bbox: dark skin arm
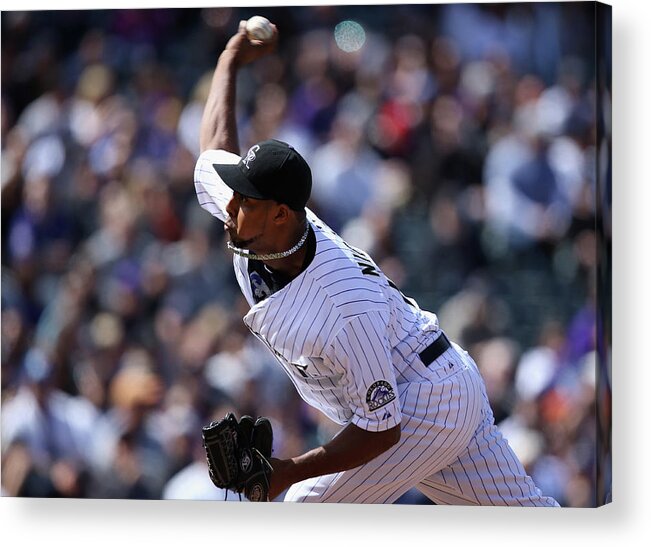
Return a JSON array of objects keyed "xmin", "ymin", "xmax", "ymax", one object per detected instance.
[
  {"xmin": 268, "ymin": 421, "xmax": 401, "ymax": 501},
  {"xmin": 199, "ymin": 20, "xmax": 278, "ymax": 154}
]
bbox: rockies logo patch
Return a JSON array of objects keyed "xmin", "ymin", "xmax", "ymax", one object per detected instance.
[{"xmin": 366, "ymin": 380, "xmax": 396, "ymax": 411}]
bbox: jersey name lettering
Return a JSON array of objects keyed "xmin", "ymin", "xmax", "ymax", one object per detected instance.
[{"xmin": 346, "ymin": 243, "xmax": 380, "ymax": 277}]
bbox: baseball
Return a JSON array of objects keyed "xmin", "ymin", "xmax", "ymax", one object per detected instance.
[{"xmin": 245, "ymin": 16, "xmax": 274, "ymax": 43}]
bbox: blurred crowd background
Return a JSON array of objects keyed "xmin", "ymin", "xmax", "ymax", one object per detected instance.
[{"xmin": 2, "ymin": 3, "xmax": 608, "ymax": 506}]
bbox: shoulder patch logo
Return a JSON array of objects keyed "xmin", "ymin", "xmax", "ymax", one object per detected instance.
[{"xmin": 366, "ymin": 380, "xmax": 396, "ymax": 411}]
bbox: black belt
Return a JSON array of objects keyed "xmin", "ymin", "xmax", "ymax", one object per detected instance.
[{"xmin": 419, "ymin": 332, "xmax": 451, "ymax": 366}]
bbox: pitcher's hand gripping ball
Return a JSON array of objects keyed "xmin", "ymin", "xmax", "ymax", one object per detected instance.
[
  {"xmin": 202, "ymin": 413, "xmax": 273, "ymax": 501},
  {"xmin": 245, "ymin": 16, "xmax": 274, "ymax": 43}
]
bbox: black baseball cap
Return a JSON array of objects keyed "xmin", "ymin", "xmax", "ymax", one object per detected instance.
[{"xmin": 213, "ymin": 140, "xmax": 312, "ymax": 211}]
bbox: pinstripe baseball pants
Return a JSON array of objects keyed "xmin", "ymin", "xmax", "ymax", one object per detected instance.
[{"xmin": 283, "ymin": 343, "xmax": 559, "ymax": 506}]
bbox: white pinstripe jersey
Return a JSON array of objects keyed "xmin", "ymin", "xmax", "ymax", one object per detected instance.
[{"xmin": 195, "ymin": 149, "xmax": 447, "ymax": 433}]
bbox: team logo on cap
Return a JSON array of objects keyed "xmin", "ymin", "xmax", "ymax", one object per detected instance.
[
  {"xmin": 366, "ymin": 380, "xmax": 396, "ymax": 411},
  {"xmin": 243, "ymin": 145, "xmax": 261, "ymax": 169}
]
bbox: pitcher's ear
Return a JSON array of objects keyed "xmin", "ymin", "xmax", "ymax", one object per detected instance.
[{"xmin": 272, "ymin": 203, "xmax": 290, "ymax": 225}]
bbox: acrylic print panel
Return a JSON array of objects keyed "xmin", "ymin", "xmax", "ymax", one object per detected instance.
[{"xmin": 0, "ymin": 2, "xmax": 611, "ymax": 507}]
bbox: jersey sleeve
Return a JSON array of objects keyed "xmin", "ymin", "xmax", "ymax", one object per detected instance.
[
  {"xmin": 328, "ymin": 312, "xmax": 401, "ymax": 432},
  {"xmin": 193, "ymin": 149, "xmax": 241, "ymax": 223}
]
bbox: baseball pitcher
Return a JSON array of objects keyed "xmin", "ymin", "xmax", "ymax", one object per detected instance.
[{"xmin": 195, "ymin": 20, "xmax": 559, "ymax": 506}]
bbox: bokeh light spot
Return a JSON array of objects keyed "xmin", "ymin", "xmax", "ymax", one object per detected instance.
[{"xmin": 334, "ymin": 20, "xmax": 366, "ymax": 52}]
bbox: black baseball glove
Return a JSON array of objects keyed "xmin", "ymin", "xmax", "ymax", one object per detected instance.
[{"xmin": 202, "ymin": 412, "xmax": 273, "ymax": 501}]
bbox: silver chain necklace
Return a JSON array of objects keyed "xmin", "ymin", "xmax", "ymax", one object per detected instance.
[{"xmin": 227, "ymin": 223, "xmax": 310, "ymax": 261}]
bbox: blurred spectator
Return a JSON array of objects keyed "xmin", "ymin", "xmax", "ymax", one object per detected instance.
[
  {"xmin": 86, "ymin": 347, "xmax": 168, "ymax": 498},
  {"xmin": 1, "ymin": 348, "xmax": 99, "ymax": 496},
  {"xmin": 310, "ymin": 107, "xmax": 382, "ymax": 232}
]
